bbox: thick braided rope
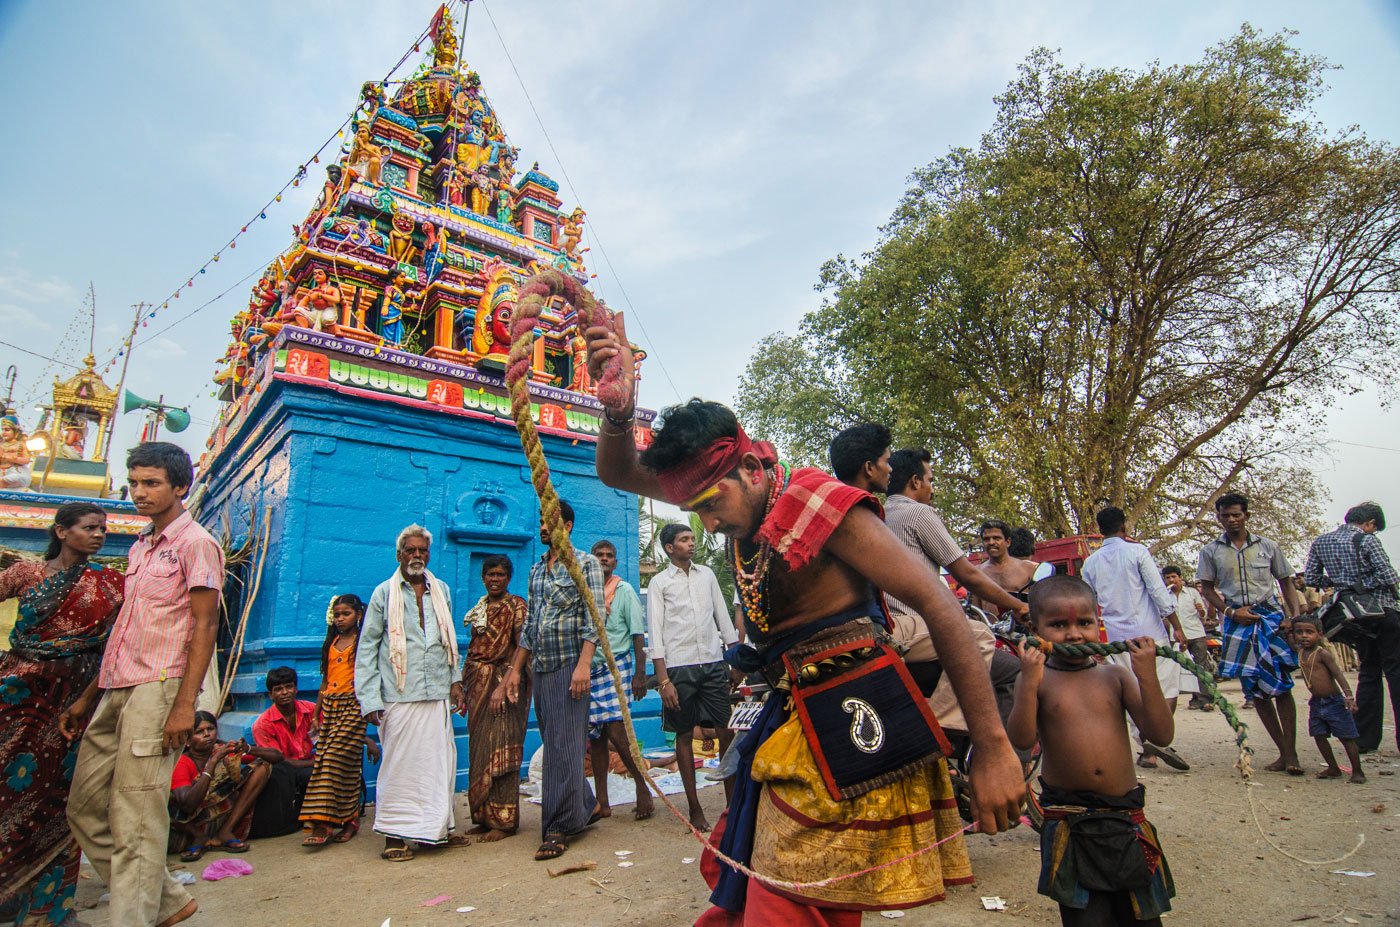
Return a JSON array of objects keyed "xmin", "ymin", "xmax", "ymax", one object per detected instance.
[
  {"xmin": 1020, "ymin": 636, "xmax": 1254, "ymax": 779},
  {"xmin": 504, "ymin": 270, "xmax": 978, "ymax": 893}
]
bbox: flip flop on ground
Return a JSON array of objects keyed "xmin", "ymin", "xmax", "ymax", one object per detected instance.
[
  {"xmin": 535, "ymin": 835, "xmax": 567, "ymax": 861},
  {"xmin": 1142, "ymin": 742, "xmax": 1190, "ymax": 771},
  {"xmin": 380, "ymin": 846, "xmax": 415, "ymax": 862}
]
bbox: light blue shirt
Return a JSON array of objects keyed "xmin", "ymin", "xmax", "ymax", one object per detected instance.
[
  {"xmin": 355, "ymin": 572, "xmax": 457, "ymax": 716},
  {"xmin": 1080, "ymin": 536, "xmax": 1177, "ymax": 642}
]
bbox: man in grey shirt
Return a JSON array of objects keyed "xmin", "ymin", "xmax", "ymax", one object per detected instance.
[{"xmin": 1196, "ymin": 493, "xmax": 1303, "ymax": 775}]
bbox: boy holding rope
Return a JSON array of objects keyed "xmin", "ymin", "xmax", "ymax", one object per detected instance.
[
  {"xmin": 1009, "ymin": 575, "xmax": 1176, "ymax": 926},
  {"xmin": 585, "ymin": 320, "xmax": 1024, "ymax": 926}
]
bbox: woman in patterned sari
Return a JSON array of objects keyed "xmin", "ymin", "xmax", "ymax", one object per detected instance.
[
  {"xmin": 0, "ymin": 503, "xmax": 123, "ymax": 926},
  {"xmin": 460, "ymin": 555, "xmax": 530, "ymax": 842}
]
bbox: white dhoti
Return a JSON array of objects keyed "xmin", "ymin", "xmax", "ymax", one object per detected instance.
[{"xmin": 374, "ymin": 699, "xmax": 457, "ymax": 844}]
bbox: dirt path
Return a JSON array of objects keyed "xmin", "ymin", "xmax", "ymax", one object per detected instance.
[{"xmin": 76, "ymin": 679, "xmax": 1400, "ymax": 925}]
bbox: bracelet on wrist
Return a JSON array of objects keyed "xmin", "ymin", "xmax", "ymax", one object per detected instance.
[{"xmin": 603, "ymin": 407, "xmax": 635, "ymax": 429}]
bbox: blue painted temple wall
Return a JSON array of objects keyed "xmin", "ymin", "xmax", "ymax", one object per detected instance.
[{"xmin": 197, "ymin": 379, "xmax": 662, "ymax": 796}]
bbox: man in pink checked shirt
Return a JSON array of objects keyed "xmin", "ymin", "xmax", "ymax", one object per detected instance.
[{"xmin": 62, "ymin": 442, "xmax": 224, "ymax": 927}]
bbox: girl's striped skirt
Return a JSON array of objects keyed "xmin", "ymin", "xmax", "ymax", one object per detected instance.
[{"xmin": 299, "ymin": 692, "xmax": 366, "ymax": 827}]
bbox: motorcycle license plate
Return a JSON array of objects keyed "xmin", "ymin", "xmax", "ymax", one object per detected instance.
[{"xmin": 728, "ymin": 700, "xmax": 764, "ymax": 731}]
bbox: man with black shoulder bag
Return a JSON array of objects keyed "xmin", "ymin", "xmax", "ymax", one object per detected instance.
[{"xmin": 1305, "ymin": 502, "xmax": 1400, "ymax": 755}]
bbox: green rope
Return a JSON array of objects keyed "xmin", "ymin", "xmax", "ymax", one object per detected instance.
[{"xmin": 1019, "ymin": 636, "xmax": 1254, "ymax": 779}]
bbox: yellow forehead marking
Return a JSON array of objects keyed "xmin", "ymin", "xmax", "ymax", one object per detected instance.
[{"xmin": 681, "ymin": 483, "xmax": 722, "ymax": 510}]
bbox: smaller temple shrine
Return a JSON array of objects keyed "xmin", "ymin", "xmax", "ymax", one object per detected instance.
[
  {"xmin": 0, "ymin": 356, "xmax": 146, "ymax": 639},
  {"xmin": 196, "ymin": 5, "xmax": 662, "ymax": 790}
]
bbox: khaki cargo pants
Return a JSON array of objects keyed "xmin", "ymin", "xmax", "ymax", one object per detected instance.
[{"xmin": 67, "ymin": 678, "xmax": 191, "ymax": 927}]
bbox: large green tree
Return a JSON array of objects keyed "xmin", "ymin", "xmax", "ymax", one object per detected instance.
[{"xmin": 738, "ymin": 28, "xmax": 1399, "ymax": 554}]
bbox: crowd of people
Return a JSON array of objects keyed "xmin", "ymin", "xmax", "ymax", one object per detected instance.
[{"xmin": 0, "ymin": 388, "xmax": 1397, "ymax": 926}]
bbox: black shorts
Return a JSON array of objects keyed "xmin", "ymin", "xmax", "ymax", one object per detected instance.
[{"xmin": 662, "ymin": 661, "xmax": 731, "ymax": 734}]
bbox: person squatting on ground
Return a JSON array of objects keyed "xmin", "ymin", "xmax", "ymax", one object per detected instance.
[
  {"xmin": 1304, "ymin": 502, "xmax": 1400, "ymax": 755},
  {"xmin": 1161, "ymin": 565, "xmax": 1215, "ymax": 711},
  {"xmin": 1080, "ymin": 507, "xmax": 1189, "ymax": 771},
  {"xmin": 168, "ymin": 712, "xmax": 279, "ymax": 862},
  {"xmin": 586, "ymin": 539, "xmax": 655, "ymax": 822},
  {"xmin": 586, "ymin": 315, "xmax": 1023, "ymax": 927},
  {"xmin": 248, "ymin": 666, "xmax": 317, "ymax": 840},
  {"xmin": 1290, "ymin": 615, "xmax": 1365, "ymax": 783},
  {"xmin": 498, "ymin": 499, "xmax": 606, "ymax": 862},
  {"xmin": 301, "ymin": 594, "xmax": 379, "ymax": 847},
  {"xmin": 1008, "ymin": 575, "xmax": 1176, "ymax": 927},
  {"xmin": 1196, "ymin": 493, "xmax": 1304, "ymax": 775},
  {"xmin": 463, "ymin": 556, "xmax": 530, "ymax": 842},
  {"xmin": 646, "ymin": 522, "xmax": 740, "ymax": 832},
  {"xmin": 0, "ymin": 502, "xmax": 123, "ymax": 927},
  {"xmin": 65, "ymin": 442, "xmax": 224, "ymax": 927},
  {"xmin": 356, "ymin": 524, "xmax": 469, "ymax": 862}
]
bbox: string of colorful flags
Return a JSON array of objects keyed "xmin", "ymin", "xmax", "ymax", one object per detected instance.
[{"xmin": 99, "ymin": 16, "xmax": 441, "ymax": 374}]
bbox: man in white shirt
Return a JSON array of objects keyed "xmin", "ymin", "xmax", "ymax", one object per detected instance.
[
  {"xmin": 647, "ymin": 523, "xmax": 739, "ymax": 832},
  {"xmin": 1163, "ymin": 564, "xmax": 1214, "ymax": 711},
  {"xmin": 1080, "ymin": 507, "xmax": 1190, "ymax": 770}
]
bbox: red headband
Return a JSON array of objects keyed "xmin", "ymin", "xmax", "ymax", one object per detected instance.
[{"xmin": 655, "ymin": 426, "xmax": 777, "ymax": 505}]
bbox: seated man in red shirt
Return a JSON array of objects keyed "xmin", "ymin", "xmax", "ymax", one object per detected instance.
[{"xmin": 249, "ymin": 666, "xmax": 319, "ymax": 838}]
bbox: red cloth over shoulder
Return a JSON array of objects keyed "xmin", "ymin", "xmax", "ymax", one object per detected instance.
[
  {"xmin": 171, "ymin": 753, "xmax": 199, "ymax": 789},
  {"xmin": 758, "ymin": 468, "xmax": 882, "ymax": 572}
]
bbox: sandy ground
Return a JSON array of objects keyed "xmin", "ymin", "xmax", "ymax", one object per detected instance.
[{"xmin": 74, "ymin": 678, "xmax": 1400, "ymax": 927}]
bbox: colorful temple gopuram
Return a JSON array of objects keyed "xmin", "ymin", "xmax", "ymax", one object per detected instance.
[{"xmin": 197, "ymin": 5, "xmax": 658, "ymax": 787}]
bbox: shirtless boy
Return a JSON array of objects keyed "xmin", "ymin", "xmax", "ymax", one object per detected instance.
[
  {"xmin": 1292, "ymin": 616, "xmax": 1365, "ymax": 783},
  {"xmin": 976, "ymin": 520, "xmax": 1040, "ymax": 614},
  {"xmin": 1008, "ymin": 575, "xmax": 1176, "ymax": 926}
]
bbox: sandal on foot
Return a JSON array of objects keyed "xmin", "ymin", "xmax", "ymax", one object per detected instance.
[
  {"xmin": 179, "ymin": 845, "xmax": 205, "ymax": 863},
  {"xmin": 534, "ymin": 836, "xmax": 567, "ymax": 861},
  {"xmin": 331, "ymin": 821, "xmax": 359, "ymax": 844},
  {"xmin": 444, "ymin": 834, "xmax": 471, "ymax": 848},
  {"xmin": 380, "ymin": 846, "xmax": 415, "ymax": 862},
  {"xmin": 1142, "ymin": 742, "xmax": 1190, "ymax": 771},
  {"xmin": 302, "ymin": 830, "xmax": 332, "ymax": 847}
]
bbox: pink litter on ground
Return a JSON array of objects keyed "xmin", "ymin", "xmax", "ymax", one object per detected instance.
[
  {"xmin": 201, "ymin": 859, "xmax": 253, "ymax": 881},
  {"xmin": 419, "ymin": 895, "xmax": 452, "ymax": 907}
]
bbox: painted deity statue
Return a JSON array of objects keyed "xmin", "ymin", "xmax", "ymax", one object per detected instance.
[
  {"xmin": 293, "ymin": 268, "xmax": 342, "ymax": 331},
  {"xmin": 0, "ymin": 416, "xmax": 33, "ymax": 491},
  {"xmin": 568, "ymin": 332, "xmax": 592, "ymax": 394},
  {"xmin": 422, "ymin": 222, "xmax": 448, "ymax": 283},
  {"xmin": 381, "ymin": 279, "xmax": 409, "ymax": 348},
  {"xmin": 471, "ymin": 262, "xmax": 517, "ymax": 358},
  {"xmin": 58, "ymin": 421, "xmax": 87, "ymax": 460},
  {"xmin": 456, "ymin": 109, "xmax": 489, "ymax": 173},
  {"xmin": 470, "ymin": 171, "xmax": 496, "ymax": 216},
  {"xmin": 388, "ymin": 212, "xmax": 418, "ymax": 265},
  {"xmin": 561, "ymin": 207, "xmax": 586, "ymax": 258},
  {"xmin": 349, "ymin": 123, "xmax": 384, "ymax": 186}
]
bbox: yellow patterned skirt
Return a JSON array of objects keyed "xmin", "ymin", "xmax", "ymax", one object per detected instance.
[{"xmin": 749, "ymin": 713, "xmax": 973, "ymax": 910}]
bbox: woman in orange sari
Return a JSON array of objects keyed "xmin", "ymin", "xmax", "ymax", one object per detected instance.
[
  {"xmin": 460, "ymin": 555, "xmax": 529, "ymax": 842},
  {"xmin": 1, "ymin": 503, "xmax": 123, "ymax": 926}
]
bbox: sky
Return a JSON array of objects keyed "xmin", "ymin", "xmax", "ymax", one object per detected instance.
[{"xmin": 1, "ymin": 0, "xmax": 1397, "ymax": 535}]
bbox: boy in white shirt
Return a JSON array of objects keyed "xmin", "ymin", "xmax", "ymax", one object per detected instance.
[{"xmin": 1162, "ymin": 565, "xmax": 1214, "ymax": 711}]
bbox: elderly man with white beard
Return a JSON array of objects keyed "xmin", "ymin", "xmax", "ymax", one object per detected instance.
[{"xmin": 356, "ymin": 524, "xmax": 470, "ymax": 861}]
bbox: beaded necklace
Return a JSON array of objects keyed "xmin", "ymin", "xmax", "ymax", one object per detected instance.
[{"xmin": 729, "ymin": 462, "xmax": 789, "ymax": 635}]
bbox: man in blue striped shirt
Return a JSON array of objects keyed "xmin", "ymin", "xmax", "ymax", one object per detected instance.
[
  {"xmin": 1305, "ymin": 502, "xmax": 1400, "ymax": 754},
  {"xmin": 499, "ymin": 499, "xmax": 605, "ymax": 863}
]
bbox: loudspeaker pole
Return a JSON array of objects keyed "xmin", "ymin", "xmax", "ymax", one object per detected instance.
[{"xmin": 100, "ymin": 302, "xmax": 146, "ymax": 475}]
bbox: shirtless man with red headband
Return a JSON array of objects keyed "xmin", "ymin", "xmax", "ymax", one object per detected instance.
[{"xmin": 586, "ymin": 320, "xmax": 1024, "ymax": 927}]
